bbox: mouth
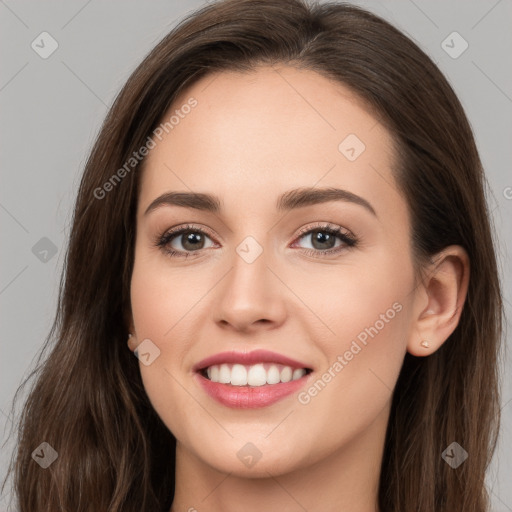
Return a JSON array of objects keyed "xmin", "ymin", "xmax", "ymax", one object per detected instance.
[
  {"xmin": 193, "ymin": 349, "xmax": 313, "ymax": 408},
  {"xmin": 198, "ymin": 363, "xmax": 313, "ymax": 387}
]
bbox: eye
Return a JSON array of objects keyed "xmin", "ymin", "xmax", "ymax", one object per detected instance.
[
  {"xmin": 292, "ymin": 223, "xmax": 357, "ymax": 257},
  {"xmin": 155, "ymin": 222, "xmax": 358, "ymax": 259},
  {"xmin": 155, "ymin": 224, "xmax": 216, "ymax": 258}
]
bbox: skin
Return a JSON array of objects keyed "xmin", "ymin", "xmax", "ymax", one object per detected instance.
[{"xmin": 127, "ymin": 65, "xmax": 469, "ymax": 512}]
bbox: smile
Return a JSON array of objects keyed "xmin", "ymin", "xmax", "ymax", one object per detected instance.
[
  {"xmin": 194, "ymin": 350, "xmax": 314, "ymax": 408},
  {"xmin": 202, "ymin": 363, "xmax": 311, "ymax": 386}
]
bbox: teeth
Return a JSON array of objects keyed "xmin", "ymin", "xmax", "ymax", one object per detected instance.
[
  {"xmin": 204, "ymin": 363, "xmax": 308, "ymax": 386},
  {"xmin": 247, "ymin": 364, "xmax": 267, "ymax": 386},
  {"xmin": 219, "ymin": 364, "xmax": 231, "ymax": 384},
  {"xmin": 280, "ymin": 366, "xmax": 292, "ymax": 383},
  {"xmin": 266, "ymin": 365, "xmax": 281, "ymax": 385},
  {"xmin": 292, "ymin": 368, "xmax": 306, "ymax": 380},
  {"xmin": 208, "ymin": 365, "xmax": 219, "ymax": 382},
  {"xmin": 231, "ymin": 364, "xmax": 247, "ymax": 386}
]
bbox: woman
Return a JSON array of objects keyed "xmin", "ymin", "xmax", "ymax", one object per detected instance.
[{"xmin": 5, "ymin": 0, "xmax": 503, "ymax": 510}]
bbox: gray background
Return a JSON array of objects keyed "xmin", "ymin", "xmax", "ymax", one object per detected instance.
[{"xmin": 1, "ymin": 1, "xmax": 511, "ymax": 510}]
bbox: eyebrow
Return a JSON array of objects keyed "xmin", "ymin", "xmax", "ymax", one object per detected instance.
[{"xmin": 144, "ymin": 187, "xmax": 376, "ymax": 217}]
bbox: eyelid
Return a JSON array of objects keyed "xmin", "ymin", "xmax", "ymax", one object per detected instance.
[
  {"xmin": 290, "ymin": 222, "xmax": 358, "ymax": 252},
  {"xmin": 156, "ymin": 221, "xmax": 357, "ymax": 257},
  {"xmin": 159, "ymin": 222, "xmax": 352, "ymax": 243},
  {"xmin": 160, "ymin": 223, "xmax": 218, "ymax": 242},
  {"xmin": 155, "ymin": 223, "xmax": 219, "ymax": 249},
  {"xmin": 294, "ymin": 221, "xmax": 353, "ymax": 238}
]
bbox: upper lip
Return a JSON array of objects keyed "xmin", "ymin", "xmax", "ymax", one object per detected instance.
[{"xmin": 193, "ymin": 349, "xmax": 312, "ymax": 372}]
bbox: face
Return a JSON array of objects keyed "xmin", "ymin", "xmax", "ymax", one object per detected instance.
[{"xmin": 129, "ymin": 65, "xmax": 420, "ymax": 477}]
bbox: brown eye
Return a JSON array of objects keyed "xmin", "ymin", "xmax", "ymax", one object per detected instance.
[
  {"xmin": 304, "ymin": 229, "xmax": 339, "ymax": 251},
  {"xmin": 156, "ymin": 225, "xmax": 216, "ymax": 257},
  {"xmin": 294, "ymin": 225, "xmax": 357, "ymax": 255},
  {"xmin": 175, "ymin": 231, "xmax": 208, "ymax": 251}
]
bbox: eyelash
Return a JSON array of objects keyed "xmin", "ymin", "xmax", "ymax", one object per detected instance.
[{"xmin": 154, "ymin": 223, "xmax": 358, "ymax": 259}]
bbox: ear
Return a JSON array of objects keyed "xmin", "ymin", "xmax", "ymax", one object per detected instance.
[
  {"xmin": 127, "ymin": 333, "xmax": 138, "ymax": 352},
  {"xmin": 125, "ymin": 313, "xmax": 138, "ymax": 352},
  {"xmin": 407, "ymin": 245, "xmax": 470, "ymax": 357}
]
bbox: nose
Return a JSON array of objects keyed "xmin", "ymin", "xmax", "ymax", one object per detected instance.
[{"xmin": 212, "ymin": 244, "xmax": 287, "ymax": 333}]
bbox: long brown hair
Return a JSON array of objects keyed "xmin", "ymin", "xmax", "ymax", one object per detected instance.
[{"xmin": 4, "ymin": 1, "xmax": 503, "ymax": 510}]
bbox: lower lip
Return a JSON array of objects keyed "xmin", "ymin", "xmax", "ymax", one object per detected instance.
[{"xmin": 195, "ymin": 372, "xmax": 311, "ymax": 408}]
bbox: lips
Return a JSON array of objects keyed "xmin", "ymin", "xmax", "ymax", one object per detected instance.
[{"xmin": 193, "ymin": 349, "xmax": 313, "ymax": 408}]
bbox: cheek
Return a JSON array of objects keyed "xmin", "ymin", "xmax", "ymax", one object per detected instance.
[
  {"xmin": 129, "ymin": 253, "xmax": 209, "ymax": 435},
  {"xmin": 288, "ymin": 243, "xmax": 413, "ymax": 346},
  {"xmin": 294, "ymin": 300, "xmax": 409, "ymax": 463},
  {"xmin": 293, "ymin": 250, "xmax": 412, "ymax": 419},
  {"xmin": 129, "ymin": 250, "xmax": 203, "ymax": 341}
]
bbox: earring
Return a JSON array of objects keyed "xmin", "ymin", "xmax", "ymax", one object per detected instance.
[{"xmin": 420, "ymin": 339, "xmax": 430, "ymax": 348}]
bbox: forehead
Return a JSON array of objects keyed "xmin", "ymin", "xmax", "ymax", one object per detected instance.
[{"xmin": 138, "ymin": 65, "xmax": 401, "ymax": 218}]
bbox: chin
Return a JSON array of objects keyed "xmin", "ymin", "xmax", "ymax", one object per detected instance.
[{"xmin": 187, "ymin": 435, "xmax": 303, "ymax": 477}]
